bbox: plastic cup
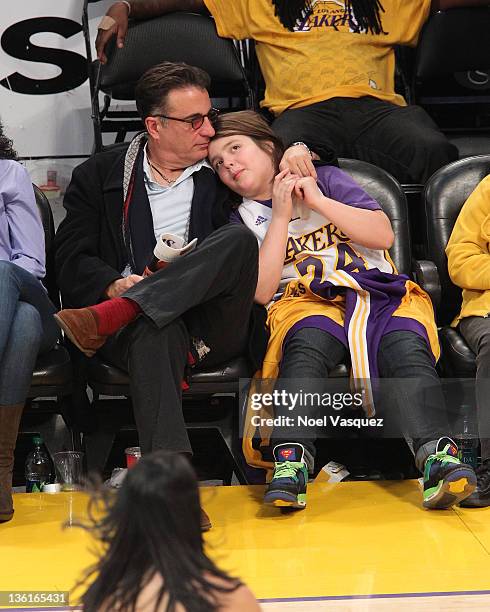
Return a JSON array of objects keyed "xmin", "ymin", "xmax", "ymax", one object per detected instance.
[
  {"xmin": 42, "ymin": 483, "xmax": 61, "ymax": 494},
  {"xmin": 125, "ymin": 447, "xmax": 141, "ymax": 469},
  {"xmin": 53, "ymin": 451, "xmax": 84, "ymax": 491}
]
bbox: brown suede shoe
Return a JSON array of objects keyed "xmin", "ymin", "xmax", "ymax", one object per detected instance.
[
  {"xmin": 55, "ymin": 308, "xmax": 107, "ymax": 357},
  {"xmin": 201, "ymin": 508, "xmax": 212, "ymax": 532}
]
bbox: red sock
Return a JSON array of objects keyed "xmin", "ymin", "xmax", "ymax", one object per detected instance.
[{"xmin": 88, "ymin": 297, "xmax": 141, "ymax": 336}]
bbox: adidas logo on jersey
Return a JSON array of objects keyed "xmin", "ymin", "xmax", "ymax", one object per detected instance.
[{"xmin": 255, "ymin": 215, "xmax": 267, "ymax": 226}]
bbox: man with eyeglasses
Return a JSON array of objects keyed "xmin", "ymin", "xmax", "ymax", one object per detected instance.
[{"xmin": 55, "ymin": 62, "xmax": 305, "ymax": 532}]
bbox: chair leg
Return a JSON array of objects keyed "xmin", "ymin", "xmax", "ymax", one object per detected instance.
[
  {"xmin": 208, "ymin": 396, "xmax": 250, "ymax": 485},
  {"xmin": 185, "ymin": 396, "xmax": 250, "ymax": 485},
  {"xmin": 83, "ymin": 428, "xmax": 116, "ymax": 475},
  {"xmin": 36, "ymin": 413, "xmax": 74, "ymax": 456},
  {"xmin": 82, "ymin": 396, "xmax": 122, "ymax": 475},
  {"xmin": 229, "ymin": 403, "xmax": 250, "ymax": 485},
  {"xmin": 21, "ymin": 399, "xmax": 75, "ymax": 456}
]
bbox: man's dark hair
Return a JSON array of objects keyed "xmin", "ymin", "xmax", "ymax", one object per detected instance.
[
  {"xmin": 272, "ymin": 0, "xmax": 385, "ymax": 35},
  {"xmin": 0, "ymin": 121, "xmax": 17, "ymax": 160},
  {"xmin": 135, "ymin": 61, "xmax": 211, "ymax": 120}
]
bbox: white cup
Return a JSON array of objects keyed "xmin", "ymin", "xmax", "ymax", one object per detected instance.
[{"xmin": 42, "ymin": 483, "xmax": 61, "ymax": 494}]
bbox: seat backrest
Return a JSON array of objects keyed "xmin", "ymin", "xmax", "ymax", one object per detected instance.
[
  {"xmin": 33, "ymin": 184, "xmax": 59, "ymax": 308},
  {"xmin": 338, "ymin": 158, "xmax": 411, "ymax": 276},
  {"xmin": 99, "ymin": 12, "xmax": 252, "ymax": 102},
  {"xmin": 415, "ymin": 8, "xmax": 490, "ymax": 80},
  {"xmin": 424, "ymin": 154, "xmax": 490, "ymax": 325}
]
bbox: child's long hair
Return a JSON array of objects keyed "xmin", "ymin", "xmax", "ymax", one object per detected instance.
[
  {"xmin": 272, "ymin": 0, "xmax": 385, "ymax": 34},
  {"xmin": 211, "ymin": 110, "xmax": 285, "ymax": 209},
  {"xmin": 77, "ymin": 451, "xmax": 239, "ymax": 612},
  {"xmin": 212, "ymin": 110, "xmax": 285, "ymax": 174}
]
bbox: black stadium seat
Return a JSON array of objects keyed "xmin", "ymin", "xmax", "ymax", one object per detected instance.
[
  {"xmin": 85, "ymin": 10, "xmax": 255, "ymax": 151},
  {"xmin": 21, "ymin": 186, "xmax": 74, "ymax": 456},
  {"xmin": 422, "ymin": 155, "xmax": 490, "ymax": 378},
  {"xmin": 410, "ymin": 8, "xmax": 490, "ymax": 158}
]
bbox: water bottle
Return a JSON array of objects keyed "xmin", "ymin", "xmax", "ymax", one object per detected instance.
[
  {"xmin": 456, "ymin": 405, "xmax": 479, "ymax": 469},
  {"xmin": 25, "ymin": 436, "xmax": 52, "ymax": 492}
]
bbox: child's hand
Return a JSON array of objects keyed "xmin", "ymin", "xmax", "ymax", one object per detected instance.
[
  {"xmin": 272, "ymin": 169, "xmax": 299, "ymax": 220},
  {"xmin": 294, "ymin": 176, "xmax": 324, "ymax": 211}
]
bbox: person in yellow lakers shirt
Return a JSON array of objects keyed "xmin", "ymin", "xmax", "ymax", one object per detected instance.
[
  {"xmin": 446, "ymin": 174, "xmax": 490, "ymax": 508},
  {"xmin": 95, "ymin": 0, "xmax": 486, "ymax": 185}
]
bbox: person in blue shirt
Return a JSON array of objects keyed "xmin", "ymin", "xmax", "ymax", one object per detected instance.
[{"xmin": 0, "ymin": 122, "xmax": 59, "ymax": 523}]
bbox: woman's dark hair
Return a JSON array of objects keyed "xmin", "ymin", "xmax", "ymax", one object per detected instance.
[
  {"xmin": 0, "ymin": 121, "xmax": 17, "ymax": 160},
  {"xmin": 272, "ymin": 0, "xmax": 385, "ymax": 35},
  {"xmin": 77, "ymin": 451, "xmax": 239, "ymax": 612},
  {"xmin": 212, "ymin": 110, "xmax": 285, "ymax": 174},
  {"xmin": 135, "ymin": 61, "xmax": 211, "ymax": 121}
]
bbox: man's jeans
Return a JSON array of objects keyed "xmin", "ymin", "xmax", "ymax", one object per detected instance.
[
  {"xmin": 272, "ymin": 327, "xmax": 449, "ymax": 472},
  {"xmin": 0, "ymin": 261, "xmax": 59, "ymax": 405}
]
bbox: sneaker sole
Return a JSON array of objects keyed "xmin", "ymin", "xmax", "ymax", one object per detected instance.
[
  {"xmin": 264, "ymin": 490, "xmax": 306, "ymax": 509},
  {"xmin": 54, "ymin": 314, "xmax": 96, "ymax": 358},
  {"xmin": 424, "ymin": 468, "xmax": 477, "ymax": 509}
]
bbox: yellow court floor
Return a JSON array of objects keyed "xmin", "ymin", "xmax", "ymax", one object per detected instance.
[{"xmin": 1, "ymin": 480, "xmax": 490, "ymax": 610}]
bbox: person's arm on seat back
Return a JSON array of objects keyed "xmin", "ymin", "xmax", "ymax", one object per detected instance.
[
  {"xmin": 54, "ymin": 160, "xmax": 124, "ymax": 308},
  {"xmin": 96, "ymin": 0, "xmax": 208, "ymax": 63},
  {"xmin": 446, "ymin": 176, "xmax": 490, "ymax": 291},
  {"xmin": 279, "ymin": 144, "xmax": 318, "ymax": 179}
]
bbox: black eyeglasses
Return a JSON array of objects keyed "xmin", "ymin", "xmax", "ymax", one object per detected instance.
[{"xmin": 155, "ymin": 108, "xmax": 220, "ymax": 130}]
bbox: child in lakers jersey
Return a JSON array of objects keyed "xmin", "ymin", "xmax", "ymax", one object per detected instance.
[{"xmin": 208, "ymin": 110, "xmax": 476, "ymax": 512}]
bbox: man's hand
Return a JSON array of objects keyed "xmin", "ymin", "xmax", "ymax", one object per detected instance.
[
  {"xmin": 95, "ymin": 1, "xmax": 130, "ymax": 64},
  {"xmin": 105, "ymin": 274, "xmax": 144, "ymax": 299},
  {"xmin": 279, "ymin": 144, "xmax": 317, "ymax": 179}
]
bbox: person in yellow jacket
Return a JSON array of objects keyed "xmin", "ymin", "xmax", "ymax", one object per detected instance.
[{"xmin": 446, "ymin": 174, "xmax": 490, "ymax": 507}]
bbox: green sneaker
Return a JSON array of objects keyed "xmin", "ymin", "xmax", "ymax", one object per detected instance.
[
  {"xmin": 264, "ymin": 443, "xmax": 308, "ymax": 509},
  {"xmin": 423, "ymin": 437, "xmax": 477, "ymax": 509}
]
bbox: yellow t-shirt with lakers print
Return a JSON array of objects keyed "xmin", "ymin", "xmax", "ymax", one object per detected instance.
[{"xmin": 204, "ymin": 0, "xmax": 431, "ymax": 115}]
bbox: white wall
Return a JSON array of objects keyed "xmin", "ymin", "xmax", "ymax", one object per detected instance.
[{"xmin": 0, "ymin": 0, "xmax": 112, "ymax": 158}]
